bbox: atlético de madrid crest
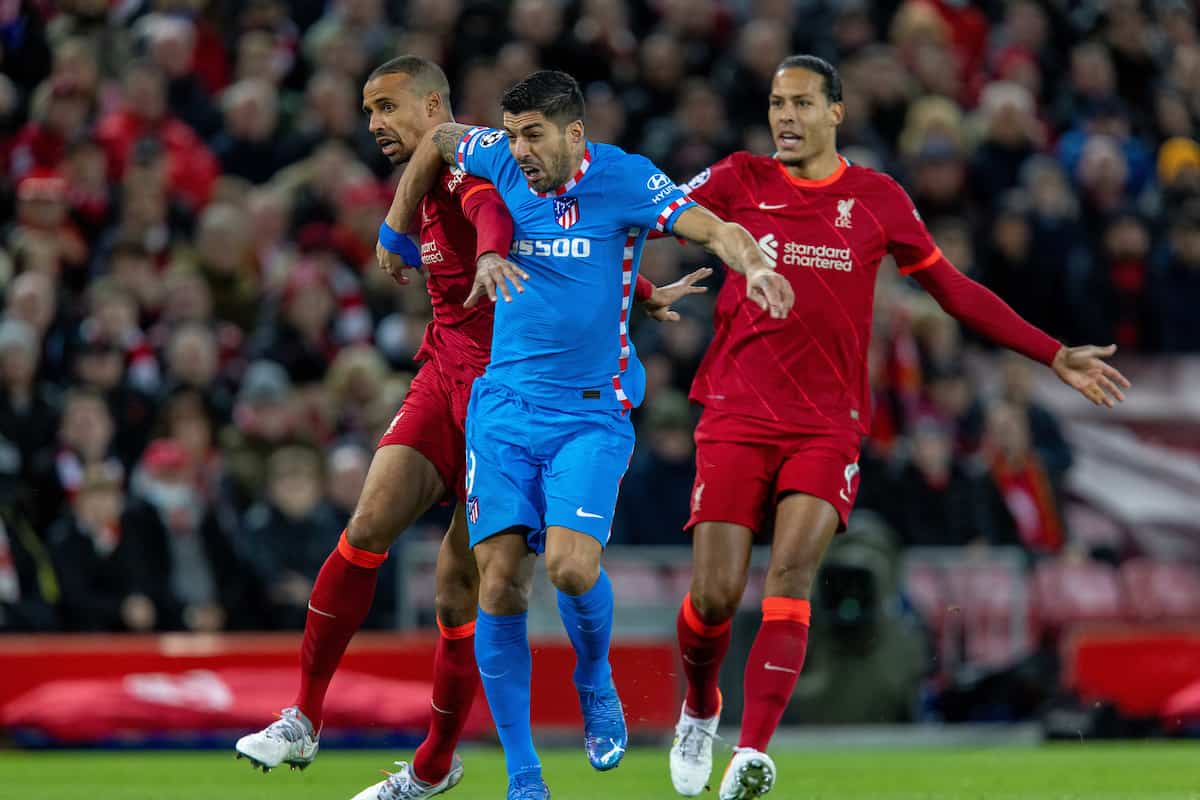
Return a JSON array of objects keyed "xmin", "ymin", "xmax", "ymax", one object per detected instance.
[{"xmin": 554, "ymin": 196, "xmax": 580, "ymax": 230}]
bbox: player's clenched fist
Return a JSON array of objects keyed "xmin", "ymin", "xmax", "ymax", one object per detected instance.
[
  {"xmin": 746, "ymin": 267, "xmax": 794, "ymax": 320},
  {"xmin": 465, "ymin": 251, "xmax": 530, "ymax": 306}
]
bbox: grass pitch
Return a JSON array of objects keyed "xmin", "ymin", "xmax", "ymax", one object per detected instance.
[{"xmin": 2, "ymin": 742, "xmax": 1199, "ymax": 799}]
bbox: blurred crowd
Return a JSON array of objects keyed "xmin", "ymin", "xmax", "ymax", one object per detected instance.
[{"xmin": 1, "ymin": 0, "xmax": 1198, "ymax": 634}]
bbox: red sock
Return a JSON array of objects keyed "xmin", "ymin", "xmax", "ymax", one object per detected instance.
[
  {"xmin": 412, "ymin": 619, "xmax": 480, "ymax": 784},
  {"xmin": 676, "ymin": 592, "xmax": 732, "ymax": 719},
  {"xmin": 294, "ymin": 531, "xmax": 386, "ymax": 729},
  {"xmin": 738, "ymin": 597, "xmax": 810, "ymax": 752}
]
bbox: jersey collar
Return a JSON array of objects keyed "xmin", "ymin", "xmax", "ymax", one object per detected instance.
[
  {"xmin": 775, "ymin": 154, "xmax": 849, "ymax": 188},
  {"xmin": 529, "ymin": 143, "xmax": 593, "ymax": 197}
]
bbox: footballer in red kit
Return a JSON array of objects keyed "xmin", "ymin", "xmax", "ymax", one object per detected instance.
[
  {"xmin": 234, "ymin": 56, "xmax": 512, "ymax": 798},
  {"xmin": 668, "ymin": 56, "xmax": 1131, "ymax": 800},
  {"xmin": 236, "ymin": 55, "xmax": 708, "ymax": 800}
]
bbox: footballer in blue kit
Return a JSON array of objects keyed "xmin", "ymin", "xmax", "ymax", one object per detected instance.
[{"xmin": 379, "ymin": 70, "xmax": 794, "ymax": 800}]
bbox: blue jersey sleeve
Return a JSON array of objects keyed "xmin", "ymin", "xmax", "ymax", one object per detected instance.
[
  {"xmin": 610, "ymin": 154, "xmax": 696, "ymax": 234},
  {"xmin": 455, "ymin": 126, "xmax": 514, "ymax": 187}
]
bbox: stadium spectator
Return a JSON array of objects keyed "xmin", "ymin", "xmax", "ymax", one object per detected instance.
[
  {"xmin": 211, "ymin": 78, "xmax": 291, "ymax": 184},
  {"xmin": 4, "ymin": 78, "xmax": 90, "ymax": 185},
  {"xmin": 138, "ymin": 14, "xmax": 222, "ymax": 140},
  {"xmin": 220, "ymin": 359, "xmax": 301, "ymax": 513},
  {"xmin": 993, "ymin": 354, "xmax": 1074, "ymax": 490},
  {"xmin": 981, "ymin": 400, "xmax": 1065, "ymax": 558},
  {"xmin": 157, "ymin": 387, "xmax": 226, "ymax": 505},
  {"xmin": 968, "ymin": 81, "xmax": 1043, "ymax": 215},
  {"xmin": 4, "ymin": 271, "xmax": 69, "ymax": 381},
  {"xmin": 1155, "ymin": 200, "xmax": 1200, "ymax": 352},
  {"xmin": 93, "ymin": 60, "xmax": 219, "ymax": 212},
  {"xmin": 0, "ymin": 317, "xmax": 59, "ymax": 494},
  {"xmin": 128, "ymin": 439, "xmax": 254, "ymax": 632},
  {"xmin": 186, "ymin": 202, "xmax": 259, "ymax": 332},
  {"xmin": 239, "ymin": 445, "xmax": 340, "ymax": 628},
  {"xmin": 0, "ymin": 501, "xmax": 58, "ymax": 632},
  {"xmin": 47, "ymin": 462, "xmax": 162, "ymax": 632},
  {"xmin": 882, "ymin": 415, "xmax": 1014, "ymax": 549}
]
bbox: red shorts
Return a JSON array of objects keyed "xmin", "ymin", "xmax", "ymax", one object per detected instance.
[
  {"xmin": 377, "ymin": 359, "xmax": 477, "ymax": 503},
  {"xmin": 686, "ymin": 410, "xmax": 863, "ymax": 535}
]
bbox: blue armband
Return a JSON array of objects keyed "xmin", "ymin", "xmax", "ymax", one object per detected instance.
[{"xmin": 378, "ymin": 221, "xmax": 422, "ymax": 267}]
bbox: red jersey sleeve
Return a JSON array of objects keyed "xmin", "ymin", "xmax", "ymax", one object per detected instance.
[
  {"xmin": 680, "ymin": 153, "xmax": 746, "ymax": 220},
  {"xmin": 453, "ymin": 173, "xmax": 513, "ymax": 263},
  {"xmin": 876, "ymin": 176, "xmax": 943, "ymax": 275},
  {"xmin": 913, "ymin": 258, "xmax": 1062, "ymax": 365}
]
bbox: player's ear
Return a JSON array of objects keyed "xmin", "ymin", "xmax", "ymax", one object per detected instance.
[
  {"xmin": 828, "ymin": 100, "xmax": 845, "ymax": 128},
  {"xmin": 567, "ymin": 119, "xmax": 585, "ymax": 144},
  {"xmin": 426, "ymin": 92, "xmax": 442, "ymax": 118}
]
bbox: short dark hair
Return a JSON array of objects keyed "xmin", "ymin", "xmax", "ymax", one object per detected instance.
[
  {"xmin": 367, "ymin": 56, "xmax": 451, "ymax": 101},
  {"xmin": 501, "ymin": 70, "xmax": 585, "ymax": 125},
  {"xmin": 776, "ymin": 55, "xmax": 843, "ymax": 104}
]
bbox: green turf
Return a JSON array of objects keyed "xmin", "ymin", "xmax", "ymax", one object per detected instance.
[{"xmin": 2, "ymin": 743, "xmax": 1199, "ymax": 799}]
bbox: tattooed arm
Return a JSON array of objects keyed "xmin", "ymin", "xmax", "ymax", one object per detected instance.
[{"xmin": 383, "ymin": 122, "xmax": 473, "ymax": 233}]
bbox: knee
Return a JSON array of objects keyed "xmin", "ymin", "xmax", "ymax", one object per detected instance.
[
  {"xmin": 545, "ymin": 552, "xmax": 599, "ymax": 596},
  {"xmin": 765, "ymin": 559, "xmax": 819, "ymax": 599},
  {"xmin": 345, "ymin": 507, "xmax": 396, "ymax": 554},
  {"xmin": 477, "ymin": 569, "xmax": 527, "ymax": 615},
  {"xmin": 689, "ymin": 573, "xmax": 745, "ymax": 625}
]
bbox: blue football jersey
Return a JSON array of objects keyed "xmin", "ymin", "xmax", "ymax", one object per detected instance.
[{"xmin": 456, "ymin": 126, "xmax": 696, "ymax": 411}]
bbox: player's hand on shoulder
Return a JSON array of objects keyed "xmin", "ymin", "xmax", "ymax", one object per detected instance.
[
  {"xmin": 746, "ymin": 264, "xmax": 794, "ymax": 320},
  {"xmin": 643, "ymin": 267, "xmax": 711, "ymax": 322},
  {"xmin": 1051, "ymin": 344, "xmax": 1131, "ymax": 408},
  {"xmin": 376, "ymin": 240, "xmax": 412, "ymax": 286},
  {"xmin": 466, "ymin": 251, "xmax": 530, "ymax": 307}
]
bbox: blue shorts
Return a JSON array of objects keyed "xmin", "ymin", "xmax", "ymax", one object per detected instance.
[{"xmin": 464, "ymin": 376, "xmax": 635, "ymax": 552}]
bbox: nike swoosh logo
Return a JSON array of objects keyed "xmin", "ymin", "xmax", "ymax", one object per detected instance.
[
  {"xmin": 479, "ymin": 669, "xmax": 509, "ymax": 679},
  {"xmin": 763, "ymin": 661, "xmax": 798, "ymax": 674},
  {"xmin": 575, "ymin": 507, "xmax": 604, "ymax": 519},
  {"xmin": 307, "ymin": 603, "xmax": 336, "ymax": 619},
  {"xmin": 758, "ymin": 202, "xmax": 787, "ymax": 210},
  {"xmin": 431, "ymin": 700, "xmax": 455, "ymax": 715}
]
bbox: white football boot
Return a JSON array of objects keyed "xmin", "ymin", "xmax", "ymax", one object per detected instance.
[
  {"xmin": 718, "ymin": 747, "xmax": 776, "ymax": 799},
  {"xmin": 669, "ymin": 700, "xmax": 721, "ymax": 796},
  {"xmin": 234, "ymin": 706, "xmax": 319, "ymax": 772},
  {"xmin": 349, "ymin": 754, "xmax": 464, "ymax": 800}
]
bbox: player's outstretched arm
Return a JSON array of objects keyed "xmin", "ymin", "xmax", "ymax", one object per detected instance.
[
  {"xmin": 912, "ymin": 259, "xmax": 1130, "ymax": 407},
  {"xmin": 670, "ymin": 205, "xmax": 793, "ymax": 319},
  {"xmin": 376, "ymin": 123, "xmax": 474, "ymax": 283}
]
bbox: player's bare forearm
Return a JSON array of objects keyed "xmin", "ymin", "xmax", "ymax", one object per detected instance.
[
  {"xmin": 383, "ymin": 123, "xmax": 469, "ymax": 232},
  {"xmin": 673, "ymin": 206, "xmax": 792, "ymax": 318},
  {"xmin": 671, "ymin": 205, "xmax": 771, "ymax": 276}
]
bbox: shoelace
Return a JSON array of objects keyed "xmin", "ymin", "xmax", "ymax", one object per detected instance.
[
  {"xmin": 580, "ymin": 689, "xmax": 622, "ymax": 724},
  {"xmin": 676, "ymin": 720, "xmax": 721, "ymax": 763},
  {"xmin": 378, "ymin": 762, "xmax": 423, "ymax": 800},
  {"xmin": 263, "ymin": 711, "xmax": 307, "ymax": 744}
]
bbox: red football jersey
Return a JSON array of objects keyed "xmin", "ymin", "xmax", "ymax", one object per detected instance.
[
  {"xmin": 413, "ymin": 165, "xmax": 498, "ymax": 379},
  {"xmin": 684, "ymin": 152, "xmax": 941, "ymax": 436}
]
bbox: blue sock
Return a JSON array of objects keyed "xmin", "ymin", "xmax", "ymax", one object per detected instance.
[
  {"xmin": 475, "ymin": 609, "xmax": 540, "ymax": 777},
  {"xmin": 556, "ymin": 568, "xmax": 614, "ymax": 689}
]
